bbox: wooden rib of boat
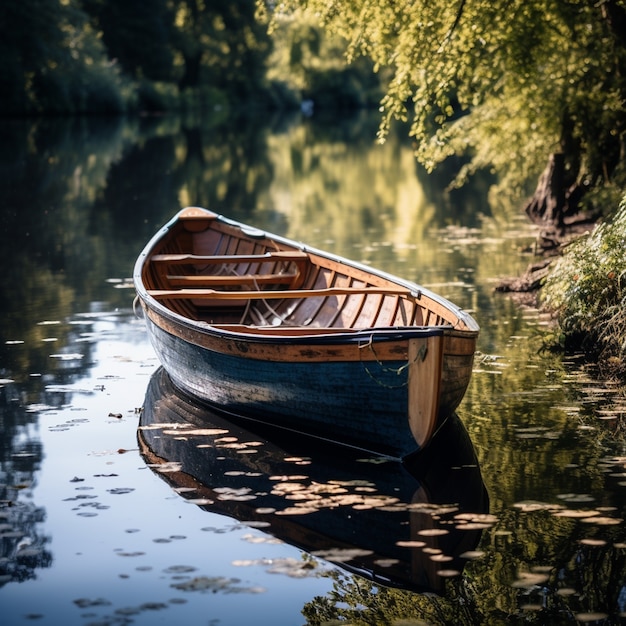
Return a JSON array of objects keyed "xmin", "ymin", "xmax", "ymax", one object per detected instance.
[
  {"xmin": 133, "ymin": 206, "xmax": 480, "ymax": 460},
  {"xmin": 138, "ymin": 367, "xmax": 489, "ymax": 593}
]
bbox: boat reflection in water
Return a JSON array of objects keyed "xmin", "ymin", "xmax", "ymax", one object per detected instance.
[{"xmin": 138, "ymin": 368, "xmax": 489, "ymax": 594}]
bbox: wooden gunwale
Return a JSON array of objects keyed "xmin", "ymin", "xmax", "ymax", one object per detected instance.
[{"xmin": 142, "ymin": 304, "xmax": 447, "ymax": 363}]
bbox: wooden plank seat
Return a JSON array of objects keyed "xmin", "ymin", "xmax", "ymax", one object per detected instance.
[
  {"xmin": 165, "ymin": 273, "xmax": 301, "ymax": 287},
  {"xmin": 153, "ymin": 250, "xmax": 310, "ymax": 291},
  {"xmin": 151, "ymin": 251, "xmax": 309, "ymax": 265},
  {"xmin": 147, "ymin": 286, "xmax": 413, "ymax": 300}
]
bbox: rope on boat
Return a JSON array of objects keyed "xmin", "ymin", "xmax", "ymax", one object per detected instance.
[
  {"xmin": 236, "ymin": 263, "xmax": 301, "ymax": 327},
  {"xmin": 133, "ymin": 294, "xmax": 144, "ymax": 319},
  {"xmin": 358, "ymin": 335, "xmax": 428, "ymax": 389}
]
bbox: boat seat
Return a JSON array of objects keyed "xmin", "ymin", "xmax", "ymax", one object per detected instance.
[
  {"xmin": 165, "ymin": 272, "xmax": 301, "ymax": 288},
  {"xmin": 151, "ymin": 251, "xmax": 309, "ymax": 265},
  {"xmin": 153, "ymin": 250, "xmax": 309, "ymax": 292}
]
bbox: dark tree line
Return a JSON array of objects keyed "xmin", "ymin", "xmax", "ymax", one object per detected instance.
[{"xmin": 0, "ymin": 0, "xmax": 273, "ymax": 115}]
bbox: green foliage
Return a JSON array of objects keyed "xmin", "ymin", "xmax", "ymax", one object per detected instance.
[
  {"xmin": 0, "ymin": 0, "xmax": 127, "ymax": 114},
  {"xmin": 82, "ymin": 0, "xmax": 175, "ymax": 81},
  {"xmin": 265, "ymin": 0, "xmax": 626, "ymax": 200},
  {"xmin": 541, "ymin": 196, "xmax": 626, "ymax": 377},
  {"xmin": 170, "ymin": 0, "xmax": 272, "ymax": 100},
  {"xmin": 2, "ymin": 0, "xmax": 273, "ymax": 115},
  {"xmin": 263, "ymin": 9, "xmax": 384, "ymax": 110}
]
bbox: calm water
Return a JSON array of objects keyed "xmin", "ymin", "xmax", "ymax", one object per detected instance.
[{"xmin": 1, "ymin": 112, "xmax": 626, "ymax": 625}]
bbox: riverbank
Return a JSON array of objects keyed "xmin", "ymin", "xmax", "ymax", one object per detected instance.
[{"xmin": 496, "ymin": 198, "xmax": 626, "ymax": 381}]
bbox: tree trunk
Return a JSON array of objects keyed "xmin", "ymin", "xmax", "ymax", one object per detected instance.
[
  {"xmin": 524, "ymin": 152, "xmax": 588, "ymax": 230},
  {"xmin": 524, "ymin": 153, "xmax": 566, "ymax": 227}
]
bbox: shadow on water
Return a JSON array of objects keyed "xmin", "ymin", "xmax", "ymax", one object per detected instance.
[{"xmin": 138, "ymin": 367, "xmax": 489, "ymax": 595}]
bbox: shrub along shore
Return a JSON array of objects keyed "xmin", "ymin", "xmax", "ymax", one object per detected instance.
[{"xmin": 536, "ymin": 196, "xmax": 626, "ymax": 380}]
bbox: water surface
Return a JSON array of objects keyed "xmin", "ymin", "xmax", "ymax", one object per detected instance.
[{"xmin": 1, "ymin": 112, "xmax": 626, "ymax": 625}]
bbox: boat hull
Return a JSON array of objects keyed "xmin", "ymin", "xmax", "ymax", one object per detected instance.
[{"xmin": 141, "ymin": 306, "xmax": 474, "ymax": 459}]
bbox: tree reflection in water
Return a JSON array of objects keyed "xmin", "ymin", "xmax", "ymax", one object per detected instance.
[{"xmin": 0, "ymin": 383, "xmax": 52, "ymax": 585}]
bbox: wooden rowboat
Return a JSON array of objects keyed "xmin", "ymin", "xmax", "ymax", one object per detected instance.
[{"xmin": 133, "ymin": 206, "xmax": 479, "ymax": 460}]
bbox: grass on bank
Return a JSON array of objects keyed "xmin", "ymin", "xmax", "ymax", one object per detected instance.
[{"xmin": 541, "ymin": 195, "xmax": 626, "ymax": 379}]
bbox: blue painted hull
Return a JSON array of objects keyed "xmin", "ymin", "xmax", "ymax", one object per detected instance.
[{"xmin": 145, "ymin": 316, "xmax": 435, "ymax": 459}]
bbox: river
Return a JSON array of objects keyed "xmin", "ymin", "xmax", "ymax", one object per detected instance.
[{"xmin": 1, "ymin": 111, "xmax": 625, "ymax": 625}]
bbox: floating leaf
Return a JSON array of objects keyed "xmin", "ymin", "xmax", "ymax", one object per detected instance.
[
  {"xmin": 241, "ymin": 521, "xmax": 270, "ymax": 529},
  {"xmin": 186, "ymin": 498, "xmax": 214, "ymax": 505},
  {"xmin": 269, "ymin": 475, "xmax": 309, "ymax": 481},
  {"xmin": 456, "ymin": 522, "xmax": 493, "ymax": 530},
  {"xmin": 241, "ymin": 533, "xmax": 281, "ymax": 545},
  {"xmin": 553, "ymin": 509, "xmax": 599, "ymax": 519},
  {"xmin": 575, "ymin": 613, "xmax": 609, "ymax": 623},
  {"xmin": 581, "ymin": 516, "xmax": 622, "ymax": 525},
  {"xmin": 396, "ymin": 540, "xmax": 426, "ymax": 548},
  {"xmin": 556, "ymin": 588, "xmax": 577, "ymax": 596},
  {"xmin": 513, "ymin": 501, "xmax": 557, "ymax": 512},
  {"xmin": 417, "ymin": 528, "xmax": 449, "ymax": 537},
  {"xmin": 311, "ymin": 548, "xmax": 373, "ymax": 562},
  {"xmin": 455, "ymin": 513, "xmax": 498, "ymax": 524},
  {"xmin": 460, "ymin": 550, "xmax": 485, "ymax": 560},
  {"xmin": 512, "ymin": 572, "xmax": 549, "ymax": 588},
  {"xmin": 579, "ymin": 538, "xmax": 607, "ymax": 546},
  {"xmin": 154, "ymin": 462, "xmax": 182, "ymax": 474},
  {"xmin": 374, "ymin": 558, "xmax": 400, "ymax": 567},
  {"xmin": 275, "ymin": 507, "xmax": 317, "ymax": 516},
  {"xmin": 556, "ymin": 493, "xmax": 595, "ymax": 503},
  {"xmin": 183, "ymin": 428, "xmax": 230, "ymax": 436}
]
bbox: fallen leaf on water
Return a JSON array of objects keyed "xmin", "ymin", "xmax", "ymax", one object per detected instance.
[
  {"xmin": 553, "ymin": 509, "xmax": 599, "ymax": 519},
  {"xmin": 460, "ymin": 550, "xmax": 485, "ymax": 560},
  {"xmin": 275, "ymin": 507, "xmax": 317, "ymax": 516},
  {"xmin": 418, "ymin": 528, "xmax": 449, "ymax": 537},
  {"xmin": 575, "ymin": 613, "xmax": 609, "ymax": 623},
  {"xmin": 511, "ymin": 572, "xmax": 549, "ymax": 588},
  {"xmin": 580, "ymin": 516, "xmax": 622, "ymax": 525},
  {"xmin": 579, "ymin": 538, "xmax": 607, "ymax": 546},
  {"xmin": 395, "ymin": 540, "xmax": 426, "ymax": 548}
]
